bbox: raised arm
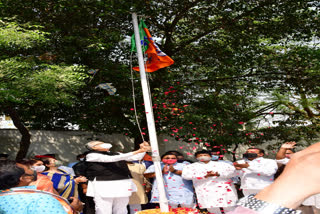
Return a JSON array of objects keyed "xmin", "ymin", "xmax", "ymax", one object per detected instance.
[
  {"xmin": 276, "ymin": 142, "xmax": 296, "ymax": 160},
  {"xmin": 125, "ymin": 141, "xmax": 150, "ymax": 161},
  {"xmin": 86, "ymin": 149, "xmax": 146, "ymax": 163}
]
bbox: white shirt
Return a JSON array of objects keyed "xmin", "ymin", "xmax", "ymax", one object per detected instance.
[
  {"xmin": 182, "ymin": 161, "xmax": 238, "ymax": 208},
  {"xmin": 237, "ymin": 157, "xmax": 278, "ymax": 190},
  {"xmin": 86, "ymin": 151, "xmax": 145, "ymax": 198}
]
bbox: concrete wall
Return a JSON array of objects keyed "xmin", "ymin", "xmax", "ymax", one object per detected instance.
[
  {"xmin": 0, "ymin": 130, "xmax": 204, "ymax": 163},
  {"xmin": 2, "ymin": 129, "xmax": 307, "ymax": 164}
]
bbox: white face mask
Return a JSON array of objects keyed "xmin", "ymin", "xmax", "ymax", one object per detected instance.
[
  {"xmin": 79, "ymin": 158, "xmax": 84, "ymax": 161},
  {"xmin": 100, "ymin": 143, "xmax": 112, "ymax": 149},
  {"xmin": 31, "ymin": 165, "xmax": 46, "ymax": 172},
  {"xmin": 197, "ymin": 156, "xmax": 211, "ymax": 162}
]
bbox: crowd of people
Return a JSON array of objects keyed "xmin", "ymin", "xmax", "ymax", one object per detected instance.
[{"xmin": 1, "ymin": 141, "xmax": 320, "ymax": 214}]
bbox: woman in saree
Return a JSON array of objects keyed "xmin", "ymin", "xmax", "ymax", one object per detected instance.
[{"xmin": 40, "ymin": 156, "xmax": 87, "ymax": 199}]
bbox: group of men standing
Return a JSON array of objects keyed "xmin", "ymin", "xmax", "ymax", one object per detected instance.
[
  {"xmin": 181, "ymin": 148, "xmax": 279, "ymax": 214},
  {"xmin": 80, "ymin": 140, "xmax": 288, "ymax": 214}
]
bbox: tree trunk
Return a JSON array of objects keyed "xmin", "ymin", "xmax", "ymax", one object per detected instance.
[
  {"xmin": 232, "ymin": 143, "xmax": 239, "ymax": 162},
  {"xmin": 4, "ymin": 106, "xmax": 31, "ymax": 160}
]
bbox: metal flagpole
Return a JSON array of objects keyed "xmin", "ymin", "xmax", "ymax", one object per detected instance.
[{"xmin": 132, "ymin": 13, "xmax": 169, "ymax": 212}]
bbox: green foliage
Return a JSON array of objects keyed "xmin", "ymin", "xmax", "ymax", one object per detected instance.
[
  {"xmin": 0, "ymin": 0, "xmax": 319, "ymax": 153},
  {"xmin": 0, "ymin": 20, "xmax": 48, "ymax": 51},
  {"xmin": 0, "ymin": 19, "xmax": 88, "ymax": 125},
  {"xmin": 0, "ymin": 57, "xmax": 87, "ymax": 106}
]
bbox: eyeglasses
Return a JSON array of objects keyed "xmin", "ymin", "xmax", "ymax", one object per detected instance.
[{"xmin": 163, "ymin": 158, "xmax": 177, "ymax": 160}]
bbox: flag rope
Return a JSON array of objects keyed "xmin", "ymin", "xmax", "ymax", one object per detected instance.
[{"xmin": 130, "ymin": 51, "xmax": 145, "ymax": 141}]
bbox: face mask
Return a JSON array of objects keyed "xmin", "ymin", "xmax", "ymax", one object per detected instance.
[
  {"xmin": 79, "ymin": 158, "xmax": 84, "ymax": 161},
  {"xmin": 211, "ymin": 155, "xmax": 219, "ymax": 161},
  {"xmin": 54, "ymin": 160, "xmax": 64, "ymax": 167},
  {"xmin": 31, "ymin": 165, "xmax": 45, "ymax": 173},
  {"xmin": 197, "ymin": 156, "xmax": 211, "ymax": 162},
  {"xmin": 243, "ymin": 153, "xmax": 258, "ymax": 159},
  {"xmin": 162, "ymin": 159, "xmax": 177, "ymax": 165},
  {"xmin": 100, "ymin": 143, "xmax": 112, "ymax": 149}
]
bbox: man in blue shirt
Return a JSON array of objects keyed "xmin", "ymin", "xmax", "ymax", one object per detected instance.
[{"xmin": 0, "ymin": 160, "xmax": 81, "ymax": 214}]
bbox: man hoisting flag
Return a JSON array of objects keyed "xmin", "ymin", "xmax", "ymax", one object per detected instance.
[{"xmin": 131, "ymin": 20, "xmax": 174, "ymax": 72}]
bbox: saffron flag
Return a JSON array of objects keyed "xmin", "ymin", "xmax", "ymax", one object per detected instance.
[{"xmin": 131, "ymin": 20, "xmax": 174, "ymax": 72}]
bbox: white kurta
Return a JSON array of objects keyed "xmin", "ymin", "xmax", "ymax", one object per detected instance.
[
  {"xmin": 237, "ymin": 157, "xmax": 278, "ymax": 191},
  {"xmin": 86, "ymin": 151, "xmax": 145, "ymax": 198},
  {"xmin": 182, "ymin": 161, "xmax": 238, "ymax": 209}
]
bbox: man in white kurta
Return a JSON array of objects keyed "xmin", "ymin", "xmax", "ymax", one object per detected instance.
[
  {"xmin": 234, "ymin": 148, "xmax": 278, "ymax": 197},
  {"xmin": 85, "ymin": 141, "xmax": 149, "ymax": 214},
  {"xmin": 182, "ymin": 150, "xmax": 238, "ymax": 214}
]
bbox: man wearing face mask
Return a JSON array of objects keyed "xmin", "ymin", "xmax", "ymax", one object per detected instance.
[
  {"xmin": 69, "ymin": 154, "xmax": 87, "ymax": 168},
  {"xmin": 182, "ymin": 150, "xmax": 238, "ymax": 214},
  {"xmin": 210, "ymin": 147, "xmax": 231, "ymax": 162},
  {"xmin": 84, "ymin": 140, "xmax": 150, "ymax": 214},
  {"xmin": 211, "ymin": 148, "xmax": 242, "ymax": 196},
  {"xmin": 144, "ymin": 152, "xmax": 194, "ymax": 208},
  {"xmin": 233, "ymin": 148, "xmax": 278, "ymax": 197},
  {"xmin": 165, "ymin": 150, "xmax": 193, "ymax": 164}
]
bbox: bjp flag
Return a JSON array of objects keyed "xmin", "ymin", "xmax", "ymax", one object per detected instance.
[{"xmin": 131, "ymin": 20, "xmax": 174, "ymax": 72}]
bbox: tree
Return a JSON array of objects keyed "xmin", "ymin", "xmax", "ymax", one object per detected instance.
[
  {"xmin": 0, "ymin": 20, "xmax": 87, "ymax": 159},
  {"xmin": 0, "ymin": 0, "xmax": 319, "ymax": 157}
]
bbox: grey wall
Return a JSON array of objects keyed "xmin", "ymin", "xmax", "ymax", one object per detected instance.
[
  {"xmin": 1, "ymin": 129, "xmax": 308, "ymax": 164},
  {"xmin": 0, "ymin": 130, "xmax": 204, "ymax": 163}
]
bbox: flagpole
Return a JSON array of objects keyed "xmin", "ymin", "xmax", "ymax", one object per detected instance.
[{"xmin": 132, "ymin": 13, "xmax": 169, "ymax": 212}]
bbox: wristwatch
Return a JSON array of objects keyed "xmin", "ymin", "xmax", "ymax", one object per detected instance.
[{"xmin": 237, "ymin": 194, "xmax": 302, "ymax": 214}]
